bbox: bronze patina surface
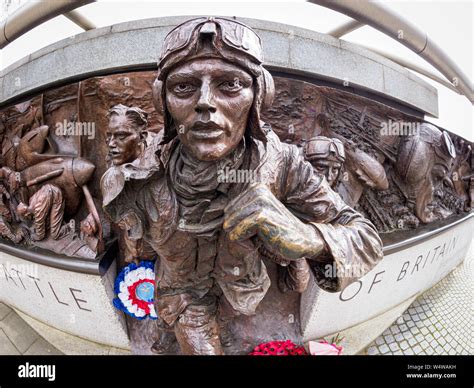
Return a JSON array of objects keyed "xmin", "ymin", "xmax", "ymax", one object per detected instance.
[{"xmin": 0, "ymin": 16, "xmax": 471, "ymax": 355}]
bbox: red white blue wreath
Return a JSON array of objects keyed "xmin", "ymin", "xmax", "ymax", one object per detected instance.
[{"xmin": 113, "ymin": 261, "xmax": 157, "ymax": 320}]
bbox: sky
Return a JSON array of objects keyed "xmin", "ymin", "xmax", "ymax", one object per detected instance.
[{"xmin": 0, "ymin": 0, "xmax": 472, "ymax": 140}]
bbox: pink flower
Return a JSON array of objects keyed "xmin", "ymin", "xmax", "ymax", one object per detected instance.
[{"xmin": 308, "ymin": 340, "xmax": 343, "ymax": 355}]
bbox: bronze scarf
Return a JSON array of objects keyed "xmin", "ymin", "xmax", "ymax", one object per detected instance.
[{"xmin": 169, "ymin": 140, "xmax": 246, "ymax": 236}]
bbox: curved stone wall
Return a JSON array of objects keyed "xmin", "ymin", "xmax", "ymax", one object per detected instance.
[{"xmin": 0, "ymin": 16, "xmax": 438, "ymax": 116}]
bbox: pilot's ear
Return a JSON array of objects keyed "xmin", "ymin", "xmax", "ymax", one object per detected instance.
[
  {"xmin": 260, "ymin": 68, "xmax": 275, "ymax": 111},
  {"xmin": 152, "ymin": 78, "xmax": 164, "ymax": 115},
  {"xmin": 140, "ymin": 130, "xmax": 148, "ymax": 147}
]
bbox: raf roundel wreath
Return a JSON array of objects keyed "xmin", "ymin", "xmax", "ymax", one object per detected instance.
[{"xmin": 113, "ymin": 261, "xmax": 158, "ymax": 320}]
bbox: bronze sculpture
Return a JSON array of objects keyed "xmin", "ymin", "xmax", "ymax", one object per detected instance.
[
  {"xmin": 304, "ymin": 136, "xmax": 346, "ymax": 188},
  {"xmin": 276, "ymin": 136, "xmax": 348, "ymax": 295},
  {"xmin": 0, "ymin": 167, "xmax": 24, "ymax": 243},
  {"xmin": 274, "ymin": 136, "xmax": 348, "ymax": 295},
  {"xmin": 0, "ymin": 95, "xmax": 101, "ymax": 258},
  {"xmin": 395, "ymin": 123, "xmax": 457, "ymax": 223},
  {"xmin": 101, "ymin": 104, "xmax": 157, "ymax": 264},
  {"xmin": 0, "ymin": 15, "xmax": 471, "ymax": 356},
  {"xmin": 16, "ymin": 183, "xmax": 65, "ymax": 241},
  {"xmin": 101, "ymin": 17, "xmax": 384, "ymax": 355},
  {"xmin": 106, "ymin": 104, "xmax": 148, "ymax": 166}
]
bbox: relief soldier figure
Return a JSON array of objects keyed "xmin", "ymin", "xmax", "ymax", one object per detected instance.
[
  {"xmin": 101, "ymin": 17, "xmax": 383, "ymax": 355},
  {"xmin": 16, "ymin": 183, "xmax": 65, "ymax": 241},
  {"xmin": 276, "ymin": 136, "xmax": 348, "ymax": 295},
  {"xmin": 80, "ymin": 213, "xmax": 100, "ymax": 253},
  {"xmin": 0, "ymin": 167, "xmax": 24, "ymax": 243},
  {"xmin": 303, "ymin": 136, "xmax": 346, "ymax": 188},
  {"xmin": 106, "ymin": 104, "xmax": 148, "ymax": 167},
  {"xmin": 395, "ymin": 123, "xmax": 457, "ymax": 223},
  {"xmin": 101, "ymin": 104, "xmax": 154, "ymax": 263}
]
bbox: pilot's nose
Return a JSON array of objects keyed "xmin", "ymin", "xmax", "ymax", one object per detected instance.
[{"xmin": 195, "ymin": 82, "xmax": 216, "ymax": 114}]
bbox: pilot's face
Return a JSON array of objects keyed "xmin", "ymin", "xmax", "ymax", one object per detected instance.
[
  {"xmin": 311, "ymin": 160, "xmax": 342, "ymax": 187},
  {"xmin": 106, "ymin": 115, "xmax": 142, "ymax": 166},
  {"xmin": 165, "ymin": 58, "xmax": 254, "ymax": 161}
]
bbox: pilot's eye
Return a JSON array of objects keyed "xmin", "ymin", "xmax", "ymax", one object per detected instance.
[
  {"xmin": 174, "ymin": 84, "xmax": 195, "ymax": 94},
  {"xmin": 220, "ymin": 78, "xmax": 243, "ymax": 92}
]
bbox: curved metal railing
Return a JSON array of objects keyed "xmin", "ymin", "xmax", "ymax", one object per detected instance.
[
  {"xmin": 1, "ymin": 0, "xmax": 473, "ymax": 104},
  {"xmin": 310, "ymin": 0, "xmax": 474, "ymax": 103},
  {"xmin": 0, "ymin": 0, "xmax": 96, "ymax": 48}
]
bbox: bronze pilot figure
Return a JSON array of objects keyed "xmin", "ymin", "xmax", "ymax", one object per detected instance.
[{"xmin": 101, "ymin": 17, "xmax": 383, "ymax": 355}]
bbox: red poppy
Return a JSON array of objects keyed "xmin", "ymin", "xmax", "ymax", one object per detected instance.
[{"xmin": 250, "ymin": 340, "xmax": 307, "ymax": 356}]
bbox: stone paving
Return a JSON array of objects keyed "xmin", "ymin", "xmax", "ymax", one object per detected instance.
[
  {"xmin": 365, "ymin": 252, "xmax": 473, "ymax": 355},
  {"xmin": 0, "ymin": 303, "xmax": 62, "ymax": 355}
]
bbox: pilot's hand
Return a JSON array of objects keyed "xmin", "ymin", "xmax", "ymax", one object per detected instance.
[{"xmin": 224, "ymin": 184, "xmax": 326, "ymax": 261}]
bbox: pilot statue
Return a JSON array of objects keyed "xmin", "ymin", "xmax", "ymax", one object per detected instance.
[{"xmin": 101, "ymin": 17, "xmax": 383, "ymax": 355}]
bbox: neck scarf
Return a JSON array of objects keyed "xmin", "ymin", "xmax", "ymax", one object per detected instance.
[{"xmin": 169, "ymin": 140, "xmax": 246, "ymax": 236}]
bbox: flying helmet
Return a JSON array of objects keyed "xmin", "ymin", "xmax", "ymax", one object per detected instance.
[
  {"xmin": 153, "ymin": 17, "xmax": 275, "ymax": 143},
  {"xmin": 396, "ymin": 123, "xmax": 456, "ymax": 183},
  {"xmin": 304, "ymin": 136, "xmax": 346, "ymax": 163}
]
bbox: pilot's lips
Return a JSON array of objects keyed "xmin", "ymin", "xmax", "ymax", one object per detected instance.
[
  {"xmin": 190, "ymin": 122, "xmax": 224, "ymax": 140},
  {"xmin": 110, "ymin": 150, "xmax": 122, "ymax": 159}
]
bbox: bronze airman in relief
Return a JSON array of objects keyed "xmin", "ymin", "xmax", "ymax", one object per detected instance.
[
  {"xmin": 276, "ymin": 136, "xmax": 348, "ymax": 295},
  {"xmin": 106, "ymin": 104, "xmax": 148, "ymax": 166},
  {"xmin": 17, "ymin": 183, "xmax": 64, "ymax": 241},
  {"xmin": 304, "ymin": 136, "xmax": 346, "ymax": 188}
]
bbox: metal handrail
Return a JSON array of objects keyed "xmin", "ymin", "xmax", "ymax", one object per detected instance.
[
  {"xmin": 327, "ymin": 18, "xmax": 364, "ymax": 38},
  {"xmin": 308, "ymin": 0, "xmax": 474, "ymax": 103},
  {"xmin": 327, "ymin": 20, "xmax": 460, "ymax": 95},
  {"xmin": 0, "ymin": 0, "xmax": 96, "ymax": 49},
  {"xmin": 359, "ymin": 44, "xmax": 461, "ymax": 95},
  {"xmin": 64, "ymin": 9, "xmax": 96, "ymax": 31},
  {"xmin": 1, "ymin": 0, "xmax": 471, "ymax": 104}
]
